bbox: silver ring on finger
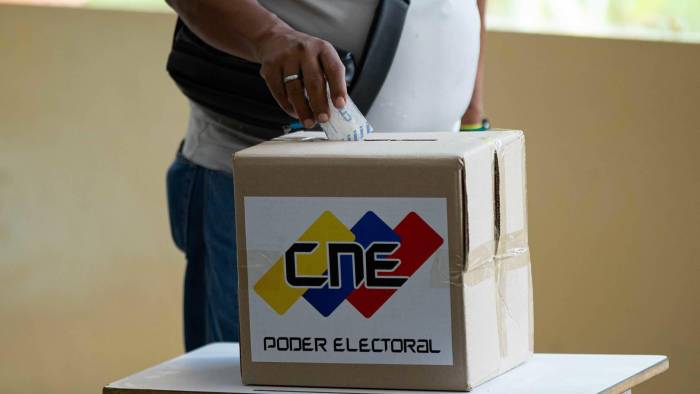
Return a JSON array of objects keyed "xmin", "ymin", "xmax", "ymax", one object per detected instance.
[{"xmin": 283, "ymin": 74, "xmax": 301, "ymax": 84}]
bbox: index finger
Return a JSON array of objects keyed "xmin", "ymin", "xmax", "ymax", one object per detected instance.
[{"xmin": 319, "ymin": 44, "xmax": 348, "ymax": 109}]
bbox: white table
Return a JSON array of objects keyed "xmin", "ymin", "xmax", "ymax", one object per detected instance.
[{"xmin": 104, "ymin": 343, "xmax": 667, "ymax": 394}]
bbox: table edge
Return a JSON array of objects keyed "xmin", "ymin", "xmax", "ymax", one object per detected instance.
[
  {"xmin": 103, "ymin": 352, "xmax": 670, "ymax": 394},
  {"xmin": 601, "ymin": 356, "xmax": 669, "ymax": 394}
]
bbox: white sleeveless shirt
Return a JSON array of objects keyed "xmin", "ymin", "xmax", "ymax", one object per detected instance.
[{"xmin": 368, "ymin": 0, "xmax": 481, "ymax": 132}]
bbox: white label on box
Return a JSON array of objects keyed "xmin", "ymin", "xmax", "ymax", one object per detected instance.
[{"xmin": 244, "ymin": 197, "xmax": 453, "ymax": 365}]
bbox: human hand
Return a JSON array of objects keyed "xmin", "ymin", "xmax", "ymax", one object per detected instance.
[{"xmin": 254, "ymin": 27, "xmax": 348, "ymax": 129}]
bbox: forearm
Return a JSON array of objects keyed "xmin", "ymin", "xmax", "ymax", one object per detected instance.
[
  {"xmin": 166, "ymin": 0, "xmax": 348, "ymax": 126},
  {"xmin": 470, "ymin": 0, "xmax": 486, "ymax": 114},
  {"xmin": 165, "ymin": 0, "xmax": 292, "ymax": 62},
  {"xmin": 463, "ymin": 0, "xmax": 486, "ymax": 124}
]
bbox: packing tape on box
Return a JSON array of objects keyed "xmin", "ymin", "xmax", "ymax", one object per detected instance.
[
  {"xmin": 496, "ymin": 233, "xmax": 530, "ymax": 359},
  {"xmin": 429, "ymin": 250, "xmax": 451, "ymax": 289},
  {"xmin": 461, "ymin": 231, "xmax": 530, "ymax": 359},
  {"xmin": 495, "ymin": 137, "xmax": 533, "ymax": 358},
  {"xmin": 462, "ymin": 231, "xmax": 528, "ymax": 286},
  {"xmin": 465, "ymin": 240, "xmax": 496, "ymax": 273},
  {"xmin": 458, "ymin": 134, "xmax": 532, "ymax": 360}
]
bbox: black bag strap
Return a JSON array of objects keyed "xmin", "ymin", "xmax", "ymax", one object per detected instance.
[{"xmin": 351, "ymin": 0, "xmax": 410, "ymax": 114}]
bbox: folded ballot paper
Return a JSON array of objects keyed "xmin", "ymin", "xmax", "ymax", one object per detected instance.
[{"xmin": 319, "ymin": 95, "xmax": 374, "ymax": 141}]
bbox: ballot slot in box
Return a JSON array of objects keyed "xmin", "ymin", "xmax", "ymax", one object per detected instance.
[{"xmin": 232, "ymin": 130, "xmax": 533, "ymax": 391}]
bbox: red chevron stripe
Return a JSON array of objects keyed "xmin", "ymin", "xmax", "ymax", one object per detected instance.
[{"xmin": 346, "ymin": 212, "xmax": 444, "ymax": 318}]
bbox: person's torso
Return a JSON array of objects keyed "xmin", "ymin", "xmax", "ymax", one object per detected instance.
[{"xmin": 184, "ymin": 0, "xmax": 481, "ymax": 173}]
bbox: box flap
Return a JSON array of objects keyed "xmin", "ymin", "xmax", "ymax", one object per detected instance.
[{"xmin": 235, "ymin": 132, "xmax": 507, "ymax": 161}]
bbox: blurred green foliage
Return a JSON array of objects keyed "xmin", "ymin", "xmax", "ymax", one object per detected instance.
[
  {"xmin": 488, "ymin": 0, "xmax": 700, "ymax": 40},
  {"xmin": 86, "ymin": 0, "xmax": 168, "ymax": 12}
]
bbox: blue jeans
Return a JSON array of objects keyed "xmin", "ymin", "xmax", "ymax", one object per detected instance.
[{"xmin": 166, "ymin": 150, "xmax": 239, "ymax": 351}]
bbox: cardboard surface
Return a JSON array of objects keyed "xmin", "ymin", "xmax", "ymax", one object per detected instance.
[{"xmin": 232, "ymin": 131, "xmax": 533, "ymax": 390}]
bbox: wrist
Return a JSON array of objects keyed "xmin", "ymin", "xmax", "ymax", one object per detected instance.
[
  {"xmin": 460, "ymin": 105, "xmax": 489, "ymax": 132},
  {"xmin": 461, "ymin": 105, "xmax": 483, "ymax": 125},
  {"xmin": 460, "ymin": 118, "xmax": 490, "ymax": 132}
]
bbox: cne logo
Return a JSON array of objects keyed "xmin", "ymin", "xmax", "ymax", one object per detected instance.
[
  {"xmin": 284, "ymin": 241, "xmax": 407, "ymax": 289},
  {"xmin": 254, "ymin": 211, "xmax": 443, "ymax": 318}
]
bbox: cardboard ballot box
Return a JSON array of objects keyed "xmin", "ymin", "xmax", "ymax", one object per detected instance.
[{"xmin": 233, "ymin": 131, "xmax": 533, "ymax": 391}]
